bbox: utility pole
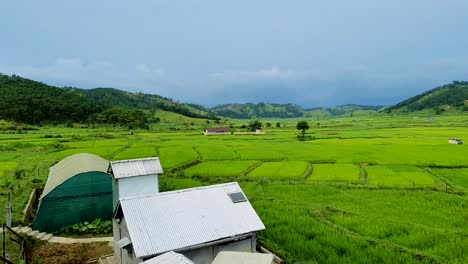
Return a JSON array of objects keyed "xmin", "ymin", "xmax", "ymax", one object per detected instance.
[{"xmin": 5, "ymin": 192, "xmax": 11, "ymax": 228}]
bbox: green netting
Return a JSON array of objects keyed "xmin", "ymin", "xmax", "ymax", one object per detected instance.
[{"xmin": 33, "ymin": 171, "xmax": 112, "ymax": 232}]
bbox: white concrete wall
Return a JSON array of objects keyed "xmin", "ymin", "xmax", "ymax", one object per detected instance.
[
  {"xmin": 118, "ymin": 174, "xmax": 159, "ymax": 198},
  {"xmin": 180, "ymin": 235, "xmax": 255, "ymax": 264}
]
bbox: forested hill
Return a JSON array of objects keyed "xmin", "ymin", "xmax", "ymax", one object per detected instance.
[
  {"xmin": 211, "ymin": 103, "xmax": 382, "ymax": 119},
  {"xmin": 211, "ymin": 103, "xmax": 305, "ymax": 118},
  {"xmin": 386, "ymin": 81, "xmax": 468, "ymax": 113},
  {"xmin": 0, "ymin": 74, "xmax": 217, "ymax": 124},
  {"xmin": 70, "ymin": 87, "xmax": 218, "ymax": 120}
]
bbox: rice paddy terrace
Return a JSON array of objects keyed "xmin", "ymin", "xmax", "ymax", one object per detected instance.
[{"xmin": 1, "ymin": 115, "xmax": 467, "ymax": 263}]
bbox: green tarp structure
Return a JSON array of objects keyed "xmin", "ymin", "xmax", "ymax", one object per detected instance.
[{"xmin": 33, "ymin": 153, "xmax": 112, "ymax": 232}]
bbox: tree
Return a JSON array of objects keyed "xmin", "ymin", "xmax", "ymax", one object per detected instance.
[
  {"xmin": 266, "ymin": 122, "xmax": 271, "ymax": 128},
  {"xmin": 247, "ymin": 119, "xmax": 262, "ymax": 132},
  {"xmin": 276, "ymin": 122, "xmax": 280, "ymax": 128},
  {"xmin": 296, "ymin": 121, "xmax": 310, "ymax": 140}
]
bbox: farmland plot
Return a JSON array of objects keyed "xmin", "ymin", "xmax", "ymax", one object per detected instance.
[
  {"xmin": 367, "ymin": 166, "xmax": 435, "ymax": 187},
  {"xmin": 430, "ymin": 168, "xmax": 468, "ymax": 190},
  {"xmin": 248, "ymin": 161, "xmax": 308, "ymax": 178},
  {"xmin": 184, "ymin": 161, "xmax": 257, "ymax": 177},
  {"xmin": 158, "ymin": 145, "xmax": 199, "ymax": 169},
  {"xmin": 0, "ymin": 162, "xmax": 18, "ymax": 176},
  {"xmin": 112, "ymin": 146, "xmax": 157, "ymax": 160},
  {"xmin": 309, "ymin": 163, "xmax": 360, "ymax": 182}
]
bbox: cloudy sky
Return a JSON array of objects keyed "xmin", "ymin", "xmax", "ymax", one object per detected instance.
[{"xmin": 1, "ymin": 0, "xmax": 467, "ymax": 107}]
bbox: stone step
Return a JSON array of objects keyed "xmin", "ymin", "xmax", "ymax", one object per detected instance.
[
  {"xmin": 36, "ymin": 232, "xmax": 47, "ymax": 240},
  {"xmin": 19, "ymin": 227, "xmax": 32, "ymax": 234},
  {"xmin": 97, "ymin": 255, "xmax": 114, "ymax": 264},
  {"xmin": 40, "ymin": 233, "xmax": 53, "ymax": 241},
  {"xmin": 28, "ymin": 230, "xmax": 39, "ymax": 237}
]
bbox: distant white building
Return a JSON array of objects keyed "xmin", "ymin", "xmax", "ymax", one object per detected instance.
[
  {"xmin": 203, "ymin": 127, "xmax": 231, "ymax": 135},
  {"xmin": 112, "ymin": 182, "xmax": 265, "ymax": 264},
  {"xmin": 234, "ymin": 129, "xmax": 265, "ymax": 135},
  {"xmin": 448, "ymin": 138, "xmax": 463, "ymax": 145}
]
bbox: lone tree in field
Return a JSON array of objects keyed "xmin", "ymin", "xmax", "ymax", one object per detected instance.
[
  {"xmin": 296, "ymin": 120, "xmax": 310, "ymax": 140},
  {"xmin": 276, "ymin": 122, "xmax": 281, "ymax": 128},
  {"xmin": 247, "ymin": 119, "xmax": 262, "ymax": 132}
]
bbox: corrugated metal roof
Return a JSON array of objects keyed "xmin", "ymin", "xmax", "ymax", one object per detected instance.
[
  {"xmin": 119, "ymin": 182, "xmax": 265, "ymax": 258},
  {"xmin": 212, "ymin": 252, "xmax": 274, "ymax": 264},
  {"xmin": 142, "ymin": 251, "xmax": 194, "ymax": 264},
  {"xmin": 110, "ymin": 157, "xmax": 163, "ymax": 179},
  {"xmin": 41, "ymin": 153, "xmax": 109, "ymax": 198}
]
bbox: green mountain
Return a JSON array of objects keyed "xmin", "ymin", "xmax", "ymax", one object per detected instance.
[
  {"xmin": 211, "ymin": 103, "xmax": 305, "ymax": 119},
  {"xmin": 0, "ymin": 74, "xmax": 217, "ymax": 125},
  {"xmin": 211, "ymin": 102, "xmax": 383, "ymax": 119},
  {"xmin": 70, "ymin": 87, "xmax": 218, "ymax": 120},
  {"xmin": 305, "ymin": 104, "xmax": 383, "ymax": 118},
  {"xmin": 386, "ymin": 81, "xmax": 468, "ymax": 114}
]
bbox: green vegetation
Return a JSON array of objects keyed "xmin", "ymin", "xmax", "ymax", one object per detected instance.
[
  {"xmin": 212, "ymin": 102, "xmax": 305, "ymax": 118},
  {"xmin": 0, "ymin": 161, "xmax": 18, "ymax": 176},
  {"xmin": 367, "ymin": 166, "xmax": 435, "ymax": 187},
  {"xmin": 248, "ymin": 161, "xmax": 308, "ymax": 178},
  {"xmin": 309, "ymin": 164, "xmax": 360, "ymax": 182},
  {"xmin": 387, "ymin": 81, "xmax": 468, "ymax": 114},
  {"xmin": 59, "ymin": 218, "xmax": 112, "ymax": 235},
  {"xmin": 429, "ymin": 168, "xmax": 468, "ymax": 191},
  {"xmin": 1, "ymin": 77, "xmax": 468, "ymax": 263},
  {"xmin": 0, "ymin": 74, "xmax": 217, "ymax": 125},
  {"xmin": 184, "ymin": 161, "xmax": 257, "ymax": 178}
]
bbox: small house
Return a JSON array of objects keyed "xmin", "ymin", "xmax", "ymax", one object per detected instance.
[
  {"xmin": 113, "ymin": 182, "xmax": 265, "ymax": 264},
  {"xmin": 448, "ymin": 138, "xmax": 463, "ymax": 145},
  {"xmin": 203, "ymin": 127, "xmax": 231, "ymax": 135},
  {"xmin": 109, "ymin": 157, "xmax": 163, "ymax": 210}
]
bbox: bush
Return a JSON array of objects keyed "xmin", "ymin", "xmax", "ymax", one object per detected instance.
[{"xmin": 59, "ymin": 218, "xmax": 112, "ymax": 235}]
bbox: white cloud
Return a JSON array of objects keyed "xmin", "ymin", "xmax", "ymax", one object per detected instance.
[
  {"xmin": 0, "ymin": 58, "xmax": 165, "ymax": 90},
  {"xmin": 209, "ymin": 66, "xmax": 301, "ymax": 82}
]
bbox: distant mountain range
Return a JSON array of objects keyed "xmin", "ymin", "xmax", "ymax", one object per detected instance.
[
  {"xmin": 211, "ymin": 103, "xmax": 383, "ymax": 119},
  {"xmin": 0, "ymin": 74, "xmax": 217, "ymax": 124},
  {"xmin": 0, "ymin": 73, "xmax": 467, "ymax": 124}
]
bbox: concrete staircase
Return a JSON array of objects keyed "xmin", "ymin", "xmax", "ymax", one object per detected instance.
[
  {"xmin": 86, "ymin": 254, "xmax": 114, "ymax": 264},
  {"xmin": 10, "ymin": 226, "xmax": 53, "ymax": 242}
]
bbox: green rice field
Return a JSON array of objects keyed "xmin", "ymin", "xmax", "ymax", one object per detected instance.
[
  {"xmin": 366, "ymin": 165, "xmax": 436, "ymax": 187},
  {"xmin": 309, "ymin": 163, "xmax": 360, "ymax": 182},
  {"xmin": 0, "ymin": 114, "xmax": 467, "ymax": 263},
  {"xmin": 248, "ymin": 161, "xmax": 309, "ymax": 178},
  {"xmin": 184, "ymin": 160, "xmax": 257, "ymax": 178}
]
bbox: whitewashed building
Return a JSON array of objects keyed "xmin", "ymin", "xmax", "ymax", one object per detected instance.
[
  {"xmin": 112, "ymin": 182, "xmax": 265, "ymax": 264},
  {"xmin": 108, "ymin": 157, "xmax": 163, "ymax": 209},
  {"xmin": 203, "ymin": 127, "xmax": 231, "ymax": 135},
  {"xmin": 448, "ymin": 138, "xmax": 463, "ymax": 145}
]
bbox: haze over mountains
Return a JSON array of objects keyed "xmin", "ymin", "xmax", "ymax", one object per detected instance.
[{"xmin": 0, "ymin": 73, "xmax": 467, "ymax": 124}]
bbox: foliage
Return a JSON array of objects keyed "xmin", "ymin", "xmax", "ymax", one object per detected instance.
[
  {"xmin": 59, "ymin": 218, "xmax": 112, "ymax": 235},
  {"xmin": 296, "ymin": 120, "xmax": 310, "ymax": 139},
  {"xmin": 247, "ymin": 119, "xmax": 262, "ymax": 131},
  {"xmin": 309, "ymin": 164, "xmax": 360, "ymax": 182},
  {"xmin": 0, "ymin": 74, "xmax": 104, "ymax": 124},
  {"xmin": 212, "ymin": 102, "xmax": 305, "ymax": 119},
  {"xmin": 387, "ymin": 81, "xmax": 468, "ymax": 112},
  {"xmin": 0, "ymin": 74, "xmax": 217, "ymax": 125},
  {"xmin": 248, "ymin": 161, "xmax": 308, "ymax": 178},
  {"xmin": 88, "ymin": 107, "xmax": 151, "ymax": 128}
]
